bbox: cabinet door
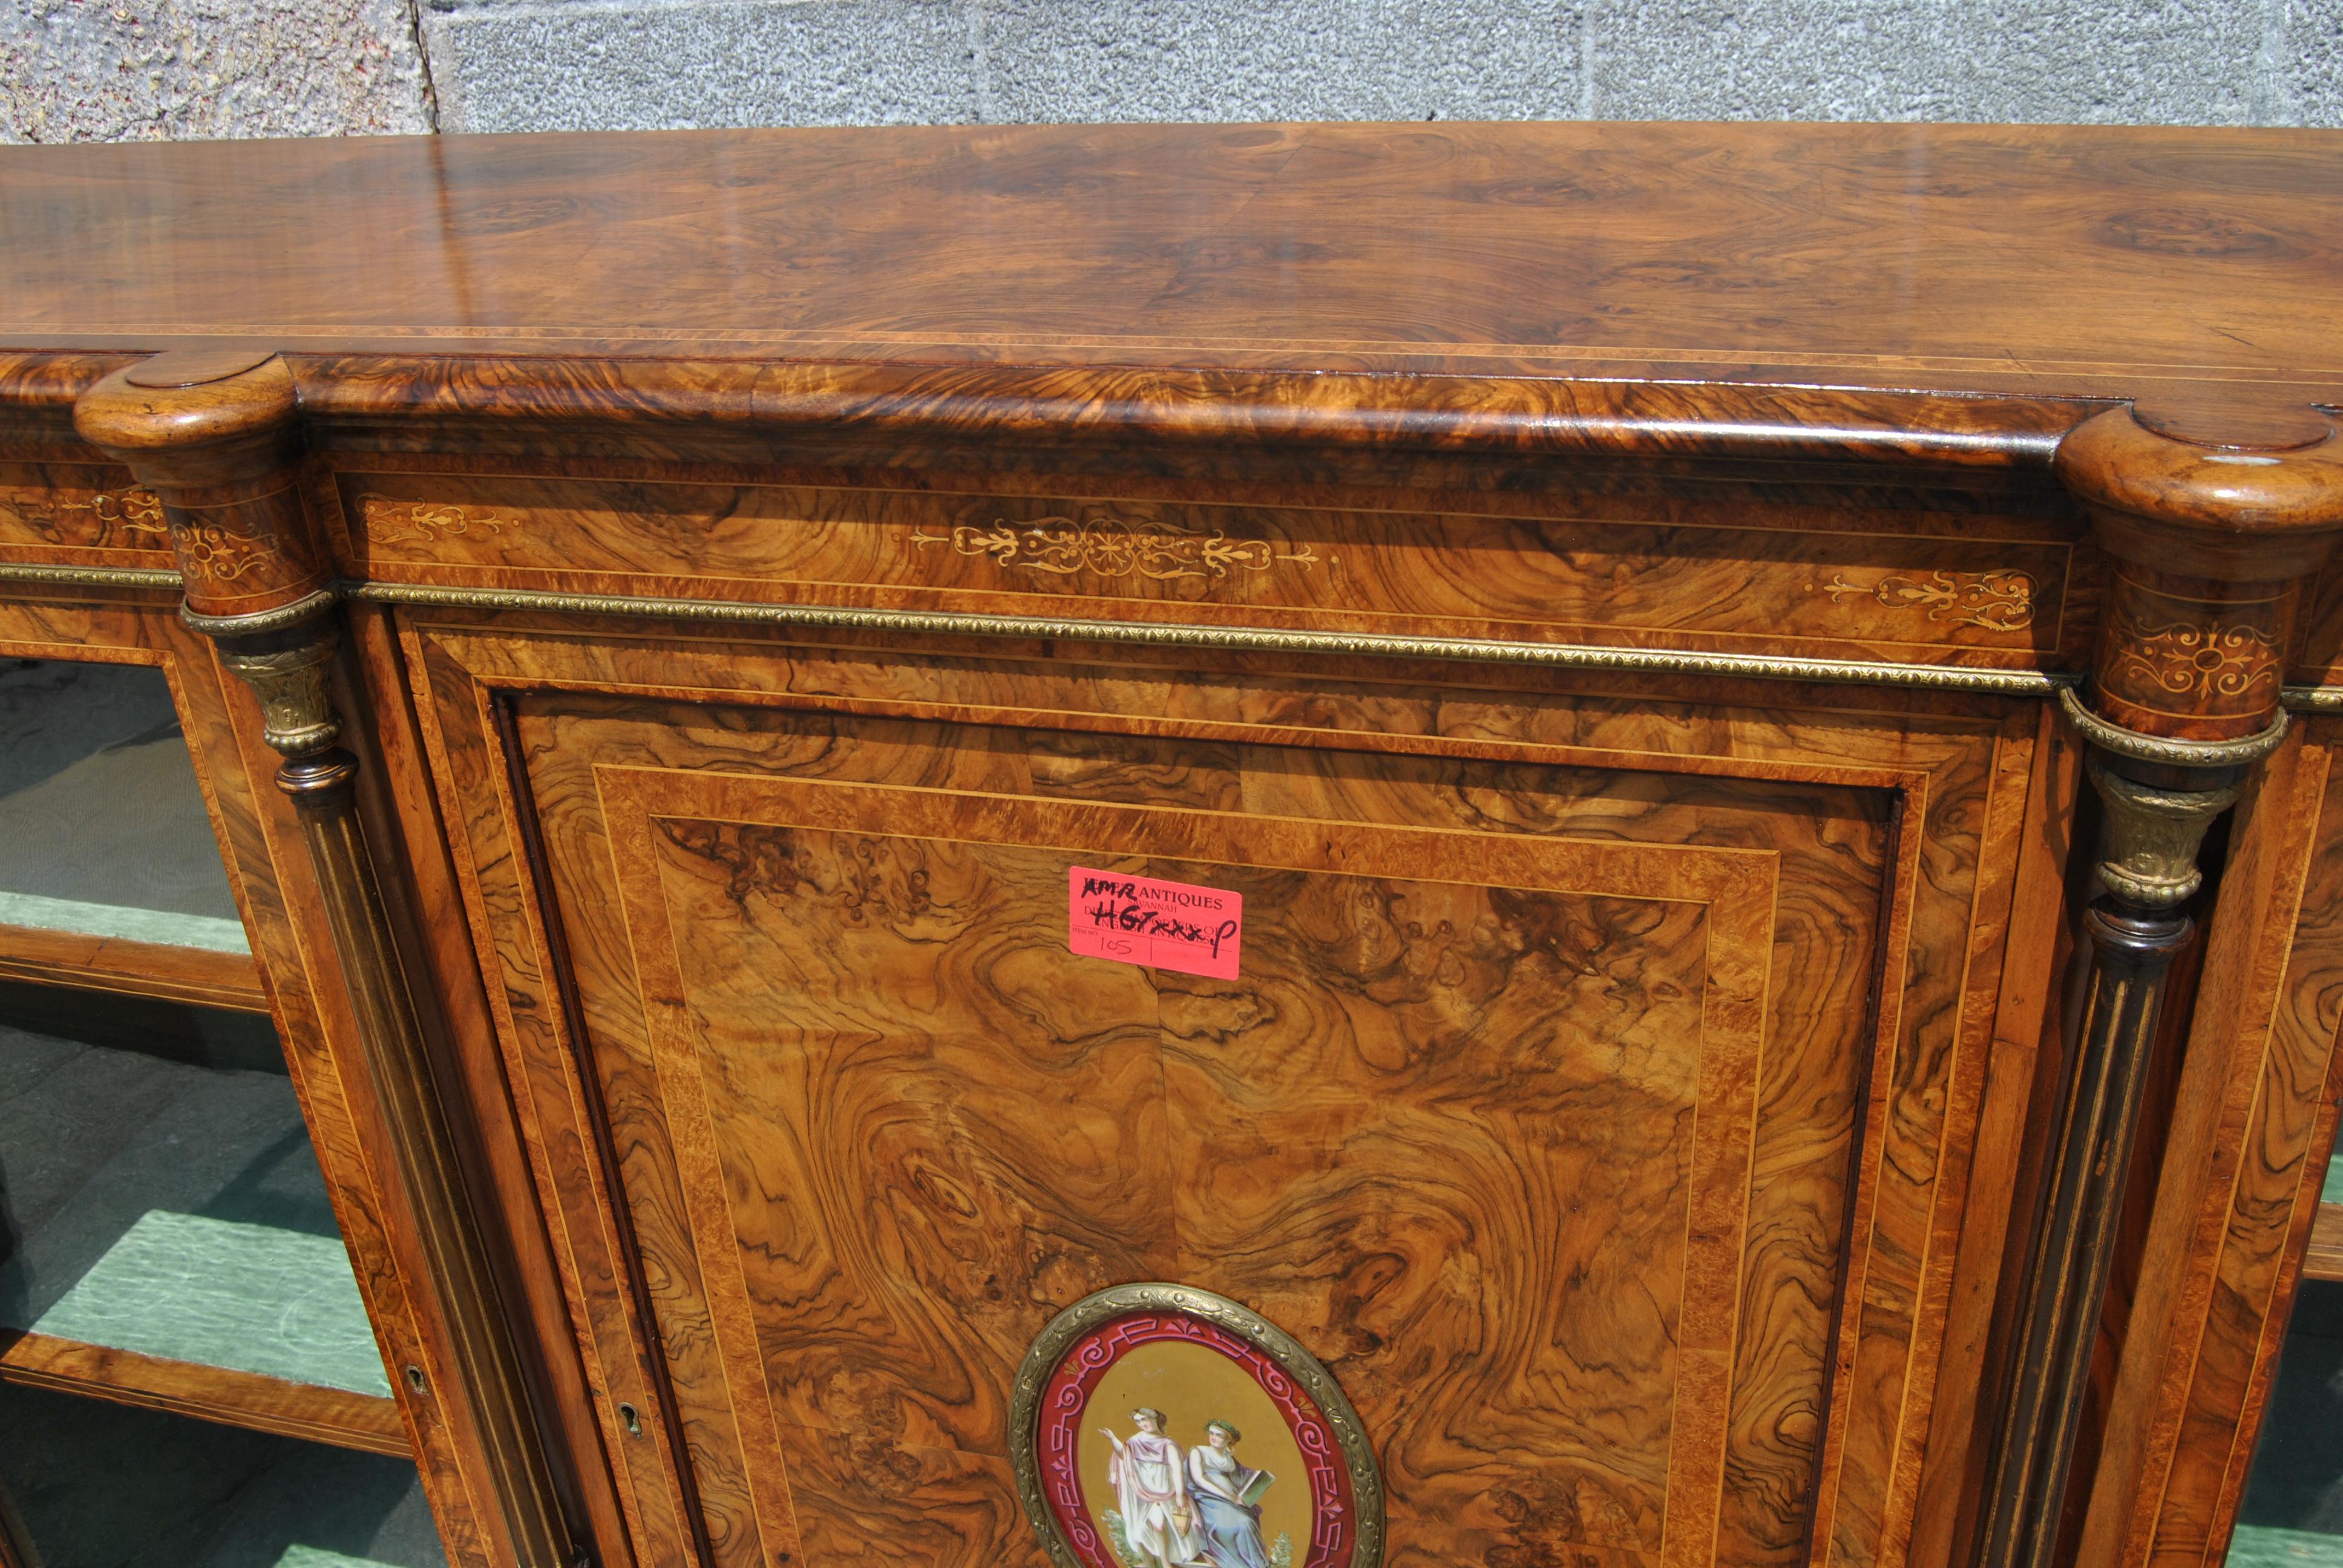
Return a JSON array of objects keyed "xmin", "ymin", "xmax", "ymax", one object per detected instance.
[
  {"xmin": 409, "ymin": 616, "xmax": 2063, "ymax": 1568},
  {"xmin": 0, "ymin": 591, "xmax": 498, "ymax": 1568}
]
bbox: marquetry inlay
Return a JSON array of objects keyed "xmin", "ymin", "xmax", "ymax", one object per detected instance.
[
  {"xmin": 1821, "ymin": 569, "xmax": 2036, "ymax": 632},
  {"xmin": 0, "ymin": 485, "xmax": 169, "ymax": 540},
  {"xmin": 2102, "ymin": 601, "xmax": 2284, "ymax": 707},
  {"xmin": 359, "ymin": 495, "xmax": 513, "ymax": 547},
  {"xmin": 912, "ymin": 516, "xmax": 1318, "ymax": 583}
]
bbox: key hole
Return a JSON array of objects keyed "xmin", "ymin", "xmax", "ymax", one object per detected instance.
[
  {"xmin": 404, "ymin": 1365, "xmax": 427, "ymax": 1397},
  {"xmin": 618, "ymin": 1401, "xmax": 643, "ymax": 1438}
]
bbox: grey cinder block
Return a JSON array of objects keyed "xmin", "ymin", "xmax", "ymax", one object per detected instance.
[
  {"xmin": 421, "ymin": 0, "xmax": 1584, "ymax": 131},
  {"xmin": 421, "ymin": 0, "xmax": 985, "ymax": 132},
  {"xmin": 1589, "ymin": 0, "xmax": 2271, "ymax": 125},
  {"xmin": 2, "ymin": 0, "xmax": 434, "ymax": 143},
  {"xmin": 10, "ymin": 0, "xmax": 2343, "ymax": 145},
  {"xmin": 972, "ymin": 0, "xmax": 1585, "ymax": 123},
  {"xmin": 2283, "ymin": 0, "xmax": 2343, "ymax": 129}
]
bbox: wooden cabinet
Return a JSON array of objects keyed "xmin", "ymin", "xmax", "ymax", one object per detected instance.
[{"xmin": 1, "ymin": 120, "xmax": 2339, "ymax": 1568}]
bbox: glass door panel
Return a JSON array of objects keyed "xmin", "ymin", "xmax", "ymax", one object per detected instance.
[
  {"xmin": 0, "ymin": 642, "xmax": 421, "ymax": 1537},
  {"xmin": 2226, "ymin": 1277, "xmax": 2343, "ymax": 1564},
  {"xmin": 0, "ymin": 985, "xmax": 388, "ymax": 1407},
  {"xmin": 0, "ymin": 647, "xmax": 441, "ymax": 1561},
  {"xmin": 0, "ymin": 658, "xmax": 263, "ymax": 1013}
]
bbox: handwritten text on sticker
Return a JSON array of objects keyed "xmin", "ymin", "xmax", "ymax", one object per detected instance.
[{"xmin": 1066, "ymin": 866, "xmax": 1244, "ymax": 981}]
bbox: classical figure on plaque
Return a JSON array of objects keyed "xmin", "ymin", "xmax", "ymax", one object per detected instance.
[
  {"xmin": 1102, "ymin": 1408, "xmax": 1205, "ymax": 1568},
  {"xmin": 1188, "ymin": 1420, "xmax": 1277, "ymax": 1568}
]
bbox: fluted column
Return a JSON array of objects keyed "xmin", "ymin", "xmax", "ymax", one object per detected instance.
[
  {"xmin": 1975, "ymin": 396, "xmax": 2343, "ymax": 1568},
  {"xmin": 74, "ymin": 348, "xmax": 585, "ymax": 1568}
]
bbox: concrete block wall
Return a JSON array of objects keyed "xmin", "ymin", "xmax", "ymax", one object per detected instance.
[
  {"xmin": 4, "ymin": 0, "xmax": 2342, "ymax": 143},
  {"xmin": 5, "ymin": 1, "xmax": 434, "ymax": 141}
]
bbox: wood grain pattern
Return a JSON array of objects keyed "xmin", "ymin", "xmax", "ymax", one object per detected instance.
[
  {"xmin": 342, "ymin": 599, "xmax": 641, "ymax": 1568},
  {"xmin": 3, "ymin": 123, "xmax": 2341, "ymax": 403},
  {"xmin": 4, "ymin": 120, "xmax": 2343, "ymax": 1568},
  {"xmin": 621, "ymin": 769, "xmax": 1769, "ymax": 1568},
  {"xmin": 1906, "ymin": 708, "xmax": 2085, "ymax": 1568},
  {"xmin": 0, "ymin": 462, "xmax": 173, "ymax": 566},
  {"xmin": 0, "ymin": 1329, "xmax": 408, "ymax": 1456},
  {"xmin": 72, "ymin": 354, "xmax": 335, "ymax": 625},
  {"xmin": 327, "ymin": 469, "xmax": 2083, "ymax": 673},
  {"xmin": 399, "ymin": 610, "xmax": 2033, "ymax": 1568}
]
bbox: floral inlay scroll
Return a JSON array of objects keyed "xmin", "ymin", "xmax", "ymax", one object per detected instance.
[
  {"xmin": 358, "ymin": 495, "xmax": 513, "ymax": 547},
  {"xmin": 1821, "ymin": 569, "xmax": 2036, "ymax": 633},
  {"xmin": 0, "ymin": 485, "xmax": 169, "ymax": 544},
  {"xmin": 913, "ymin": 515, "xmax": 1319, "ymax": 585},
  {"xmin": 2102, "ymin": 603, "xmax": 2283, "ymax": 708},
  {"xmin": 170, "ymin": 513, "xmax": 275, "ymax": 581}
]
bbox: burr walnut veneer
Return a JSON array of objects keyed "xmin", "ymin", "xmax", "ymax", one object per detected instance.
[{"xmin": 2, "ymin": 121, "xmax": 2342, "ymax": 1568}]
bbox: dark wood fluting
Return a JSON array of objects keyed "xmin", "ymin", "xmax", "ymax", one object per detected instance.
[
  {"xmin": 2075, "ymin": 725, "xmax": 2343, "ymax": 1568},
  {"xmin": 4, "ymin": 122, "xmax": 2343, "ymax": 1568}
]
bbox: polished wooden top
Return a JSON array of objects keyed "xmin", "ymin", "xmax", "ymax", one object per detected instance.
[{"xmin": 5, "ymin": 121, "xmax": 2342, "ymax": 462}]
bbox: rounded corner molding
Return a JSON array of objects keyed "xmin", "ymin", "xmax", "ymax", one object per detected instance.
[
  {"xmin": 1011, "ymin": 1282, "xmax": 1384, "ymax": 1568},
  {"xmin": 73, "ymin": 353, "xmax": 301, "ymax": 460},
  {"xmin": 2053, "ymin": 402, "xmax": 2343, "ymax": 578}
]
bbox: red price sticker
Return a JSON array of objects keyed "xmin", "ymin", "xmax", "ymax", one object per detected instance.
[{"xmin": 1067, "ymin": 866, "xmax": 1244, "ymax": 980}]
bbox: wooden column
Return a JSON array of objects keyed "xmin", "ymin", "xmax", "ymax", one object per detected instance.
[
  {"xmin": 73, "ymin": 348, "xmax": 585, "ymax": 1568},
  {"xmin": 1976, "ymin": 396, "xmax": 2343, "ymax": 1568}
]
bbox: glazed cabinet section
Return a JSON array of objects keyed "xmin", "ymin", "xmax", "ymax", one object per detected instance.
[
  {"xmin": 403, "ymin": 615, "xmax": 2062, "ymax": 1568},
  {"xmin": 0, "ymin": 592, "xmax": 457, "ymax": 1568}
]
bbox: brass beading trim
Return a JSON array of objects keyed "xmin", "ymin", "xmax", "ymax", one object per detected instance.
[
  {"xmin": 2283, "ymin": 684, "xmax": 2343, "ymax": 713},
  {"xmin": 38, "ymin": 561, "xmax": 2305, "ymax": 701},
  {"xmin": 2056, "ymin": 686, "xmax": 2290, "ymax": 769},
  {"xmin": 180, "ymin": 586, "xmax": 343, "ymax": 637},
  {"xmin": 344, "ymin": 580, "xmax": 2076, "ymax": 694},
  {"xmin": 0, "ymin": 564, "xmax": 183, "ymax": 592}
]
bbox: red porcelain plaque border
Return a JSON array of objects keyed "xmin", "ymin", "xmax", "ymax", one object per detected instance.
[{"xmin": 1037, "ymin": 1310, "xmax": 1357, "ymax": 1568}]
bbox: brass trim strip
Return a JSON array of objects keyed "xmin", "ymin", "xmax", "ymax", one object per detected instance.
[
  {"xmin": 0, "ymin": 561, "xmax": 2187, "ymax": 699},
  {"xmin": 345, "ymin": 580, "xmax": 2077, "ymax": 695},
  {"xmin": 0, "ymin": 564, "xmax": 182, "ymax": 591},
  {"xmin": 2284, "ymin": 684, "xmax": 2343, "ymax": 713}
]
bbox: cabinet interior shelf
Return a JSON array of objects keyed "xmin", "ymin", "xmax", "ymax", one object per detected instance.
[
  {"xmin": 0, "ymin": 921, "xmax": 267, "ymax": 1014},
  {"xmin": 0, "ymin": 1328, "xmax": 406, "ymax": 1457},
  {"xmin": 2305, "ymin": 1204, "xmax": 2343, "ymax": 1284}
]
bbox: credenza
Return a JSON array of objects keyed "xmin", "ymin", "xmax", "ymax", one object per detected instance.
[{"xmin": 0, "ymin": 120, "xmax": 2338, "ymax": 1568}]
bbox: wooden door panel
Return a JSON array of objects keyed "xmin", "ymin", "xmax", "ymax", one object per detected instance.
[
  {"xmin": 494, "ymin": 683, "xmax": 1889, "ymax": 1568},
  {"xmin": 612, "ymin": 771, "xmax": 1761, "ymax": 1568},
  {"xmin": 404, "ymin": 619, "xmax": 2054, "ymax": 1568}
]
